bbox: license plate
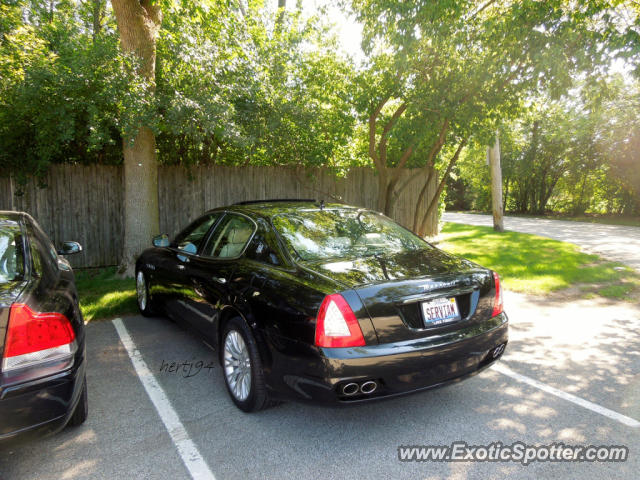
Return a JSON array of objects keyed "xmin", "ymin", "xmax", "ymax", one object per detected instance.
[{"xmin": 421, "ymin": 297, "xmax": 461, "ymax": 326}]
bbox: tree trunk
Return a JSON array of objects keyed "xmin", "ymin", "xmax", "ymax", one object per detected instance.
[
  {"xmin": 574, "ymin": 174, "xmax": 588, "ymax": 215},
  {"xmin": 383, "ymin": 173, "xmax": 401, "ymax": 217},
  {"xmin": 92, "ymin": 0, "xmax": 104, "ymax": 41},
  {"xmin": 417, "ymin": 171, "xmax": 438, "ymax": 237},
  {"xmin": 503, "ymin": 177, "xmax": 510, "ymax": 214},
  {"xmin": 112, "ymin": 0, "xmax": 162, "ymax": 277},
  {"xmin": 413, "ymin": 167, "xmax": 436, "ymax": 233},
  {"xmin": 376, "ymin": 168, "xmax": 389, "ymax": 213},
  {"xmin": 418, "ymin": 139, "xmax": 467, "ymax": 237},
  {"xmin": 277, "ymin": 0, "xmax": 286, "ymax": 25}
]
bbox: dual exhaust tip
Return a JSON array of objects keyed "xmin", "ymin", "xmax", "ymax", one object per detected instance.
[
  {"xmin": 341, "ymin": 380, "xmax": 377, "ymax": 396},
  {"xmin": 492, "ymin": 343, "xmax": 506, "ymax": 359}
]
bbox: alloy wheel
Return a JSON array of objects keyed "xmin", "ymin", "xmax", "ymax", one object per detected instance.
[
  {"xmin": 136, "ymin": 271, "xmax": 147, "ymax": 311},
  {"xmin": 223, "ymin": 330, "xmax": 252, "ymax": 401}
]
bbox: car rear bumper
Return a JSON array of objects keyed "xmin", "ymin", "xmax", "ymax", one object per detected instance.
[
  {"xmin": 267, "ymin": 312, "xmax": 508, "ymax": 405},
  {"xmin": 0, "ymin": 349, "xmax": 86, "ymax": 444}
]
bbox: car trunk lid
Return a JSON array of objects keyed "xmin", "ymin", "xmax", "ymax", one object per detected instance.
[{"xmin": 302, "ymin": 248, "xmax": 496, "ymax": 344}]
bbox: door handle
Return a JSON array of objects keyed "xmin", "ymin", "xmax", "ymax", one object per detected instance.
[
  {"xmin": 213, "ymin": 276, "xmax": 226, "ymax": 284},
  {"xmin": 177, "ymin": 264, "xmax": 185, "ymax": 270}
]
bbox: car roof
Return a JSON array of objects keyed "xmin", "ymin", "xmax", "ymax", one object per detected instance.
[
  {"xmin": 206, "ymin": 201, "xmax": 360, "ymax": 219},
  {"xmin": 0, "ymin": 211, "xmax": 24, "ymax": 224}
]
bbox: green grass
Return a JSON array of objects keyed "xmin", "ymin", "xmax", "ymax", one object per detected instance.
[
  {"xmin": 439, "ymin": 223, "xmax": 640, "ymax": 300},
  {"xmin": 75, "ymin": 267, "xmax": 137, "ymax": 322}
]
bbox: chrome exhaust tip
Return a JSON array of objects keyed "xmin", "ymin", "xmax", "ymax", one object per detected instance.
[
  {"xmin": 492, "ymin": 343, "xmax": 506, "ymax": 358},
  {"xmin": 342, "ymin": 382, "xmax": 360, "ymax": 396},
  {"xmin": 360, "ymin": 380, "xmax": 377, "ymax": 394}
]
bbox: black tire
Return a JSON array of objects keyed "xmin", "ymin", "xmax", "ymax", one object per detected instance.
[
  {"xmin": 68, "ymin": 377, "xmax": 88, "ymax": 427},
  {"xmin": 135, "ymin": 269, "xmax": 156, "ymax": 317},
  {"xmin": 221, "ymin": 317, "xmax": 273, "ymax": 412}
]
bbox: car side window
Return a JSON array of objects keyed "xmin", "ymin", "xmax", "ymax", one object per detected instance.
[
  {"xmin": 244, "ymin": 226, "xmax": 281, "ymax": 266},
  {"xmin": 173, "ymin": 213, "xmax": 220, "ymax": 253},
  {"xmin": 0, "ymin": 225, "xmax": 25, "ymax": 282},
  {"xmin": 29, "ymin": 219, "xmax": 59, "ymax": 268},
  {"xmin": 29, "ymin": 238, "xmax": 44, "ymax": 276},
  {"xmin": 28, "ymin": 230, "xmax": 56, "ymax": 279},
  {"xmin": 202, "ymin": 214, "xmax": 255, "ymax": 259}
]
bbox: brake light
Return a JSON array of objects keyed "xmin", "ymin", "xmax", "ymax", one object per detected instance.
[
  {"xmin": 2, "ymin": 304, "xmax": 76, "ymax": 372},
  {"xmin": 315, "ymin": 294, "xmax": 365, "ymax": 348},
  {"xmin": 492, "ymin": 272, "xmax": 504, "ymax": 317}
]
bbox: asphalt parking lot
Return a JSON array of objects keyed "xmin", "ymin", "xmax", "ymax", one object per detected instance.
[{"xmin": 1, "ymin": 291, "xmax": 639, "ymax": 480}]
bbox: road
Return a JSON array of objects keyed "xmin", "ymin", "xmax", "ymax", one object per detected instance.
[
  {"xmin": 1, "ymin": 291, "xmax": 639, "ymax": 480},
  {"xmin": 442, "ymin": 212, "xmax": 640, "ymax": 271}
]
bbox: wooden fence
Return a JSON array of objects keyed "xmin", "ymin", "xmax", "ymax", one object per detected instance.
[{"xmin": 0, "ymin": 165, "xmax": 436, "ymax": 268}]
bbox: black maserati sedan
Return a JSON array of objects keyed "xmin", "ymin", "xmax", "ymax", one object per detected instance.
[
  {"xmin": 136, "ymin": 200, "xmax": 508, "ymax": 412},
  {"xmin": 0, "ymin": 211, "xmax": 87, "ymax": 443}
]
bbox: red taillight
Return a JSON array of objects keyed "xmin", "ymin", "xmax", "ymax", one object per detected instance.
[
  {"xmin": 492, "ymin": 272, "xmax": 504, "ymax": 317},
  {"xmin": 315, "ymin": 294, "xmax": 365, "ymax": 348},
  {"xmin": 2, "ymin": 304, "xmax": 76, "ymax": 372}
]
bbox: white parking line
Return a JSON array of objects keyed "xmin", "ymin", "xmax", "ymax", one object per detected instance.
[
  {"xmin": 112, "ymin": 318, "xmax": 217, "ymax": 480},
  {"xmin": 493, "ymin": 363, "xmax": 640, "ymax": 428}
]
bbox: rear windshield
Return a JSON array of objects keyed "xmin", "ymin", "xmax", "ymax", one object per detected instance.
[
  {"xmin": 271, "ymin": 209, "xmax": 432, "ymax": 261},
  {"xmin": 0, "ymin": 223, "xmax": 25, "ymax": 283}
]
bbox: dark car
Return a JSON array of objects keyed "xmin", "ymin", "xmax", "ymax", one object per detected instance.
[
  {"xmin": 136, "ymin": 200, "xmax": 507, "ymax": 412},
  {"xmin": 0, "ymin": 211, "xmax": 87, "ymax": 443}
]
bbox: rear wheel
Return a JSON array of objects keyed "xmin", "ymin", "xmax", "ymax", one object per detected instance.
[
  {"xmin": 136, "ymin": 269, "xmax": 156, "ymax": 317},
  {"xmin": 68, "ymin": 377, "xmax": 88, "ymax": 427},
  {"xmin": 222, "ymin": 317, "xmax": 272, "ymax": 412}
]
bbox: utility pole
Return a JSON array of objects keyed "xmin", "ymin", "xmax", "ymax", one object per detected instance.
[{"xmin": 488, "ymin": 132, "xmax": 504, "ymax": 232}]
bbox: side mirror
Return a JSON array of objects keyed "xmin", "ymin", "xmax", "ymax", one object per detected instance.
[
  {"xmin": 153, "ymin": 234, "xmax": 170, "ymax": 248},
  {"xmin": 58, "ymin": 241, "xmax": 82, "ymax": 256},
  {"xmin": 178, "ymin": 242, "xmax": 197, "ymax": 254}
]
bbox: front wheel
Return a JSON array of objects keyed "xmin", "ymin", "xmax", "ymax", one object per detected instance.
[
  {"xmin": 222, "ymin": 317, "xmax": 272, "ymax": 412},
  {"xmin": 136, "ymin": 269, "xmax": 156, "ymax": 317}
]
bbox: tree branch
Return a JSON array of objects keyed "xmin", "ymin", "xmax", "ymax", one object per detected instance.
[
  {"xmin": 368, "ymin": 96, "xmax": 390, "ymax": 167},
  {"xmin": 397, "ymin": 143, "xmax": 415, "ymax": 169},
  {"xmin": 378, "ymin": 102, "xmax": 408, "ymax": 167},
  {"xmin": 381, "ymin": 103, "xmax": 407, "ymax": 142},
  {"xmin": 467, "ymin": 0, "xmax": 499, "ymax": 21},
  {"xmin": 419, "ymin": 137, "xmax": 469, "ymax": 235},
  {"xmin": 426, "ymin": 118, "xmax": 450, "ymax": 168}
]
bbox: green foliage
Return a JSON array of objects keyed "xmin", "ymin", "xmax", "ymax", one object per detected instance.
[
  {"xmin": 349, "ymin": 0, "xmax": 639, "ymax": 165},
  {"xmin": 0, "ymin": 0, "xmax": 359, "ymax": 180},
  {"xmin": 0, "ymin": 0, "xmax": 137, "ymax": 180},
  {"xmin": 447, "ymin": 76, "xmax": 640, "ymax": 216},
  {"xmin": 156, "ymin": 1, "xmax": 356, "ymax": 167},
  {"xmin": 346, "ymin": 0, "xmax": 640, "ymax": 235},
  {"xmin": 2, "ymin": 0, "xmax": 639, "ymax": 218},
  {"xmin": 595, "ymin": 77, "xmax": 640, "ymax": 215}
]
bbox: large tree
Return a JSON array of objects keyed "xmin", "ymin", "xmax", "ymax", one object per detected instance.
[
  {"xmin": 111, "ymin": 0, "xmax": 162, "ymax": 276},
  {"xmin": 446, "ymin": 77, "xmax": 640, "ymax": 216},
  {"xmin": 0, "ymin": 1, "xmax": 357, "ymax": 182},
  {"xmin": 350, "ymin": 0, "xmax": 639, "ymax": 236}
]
